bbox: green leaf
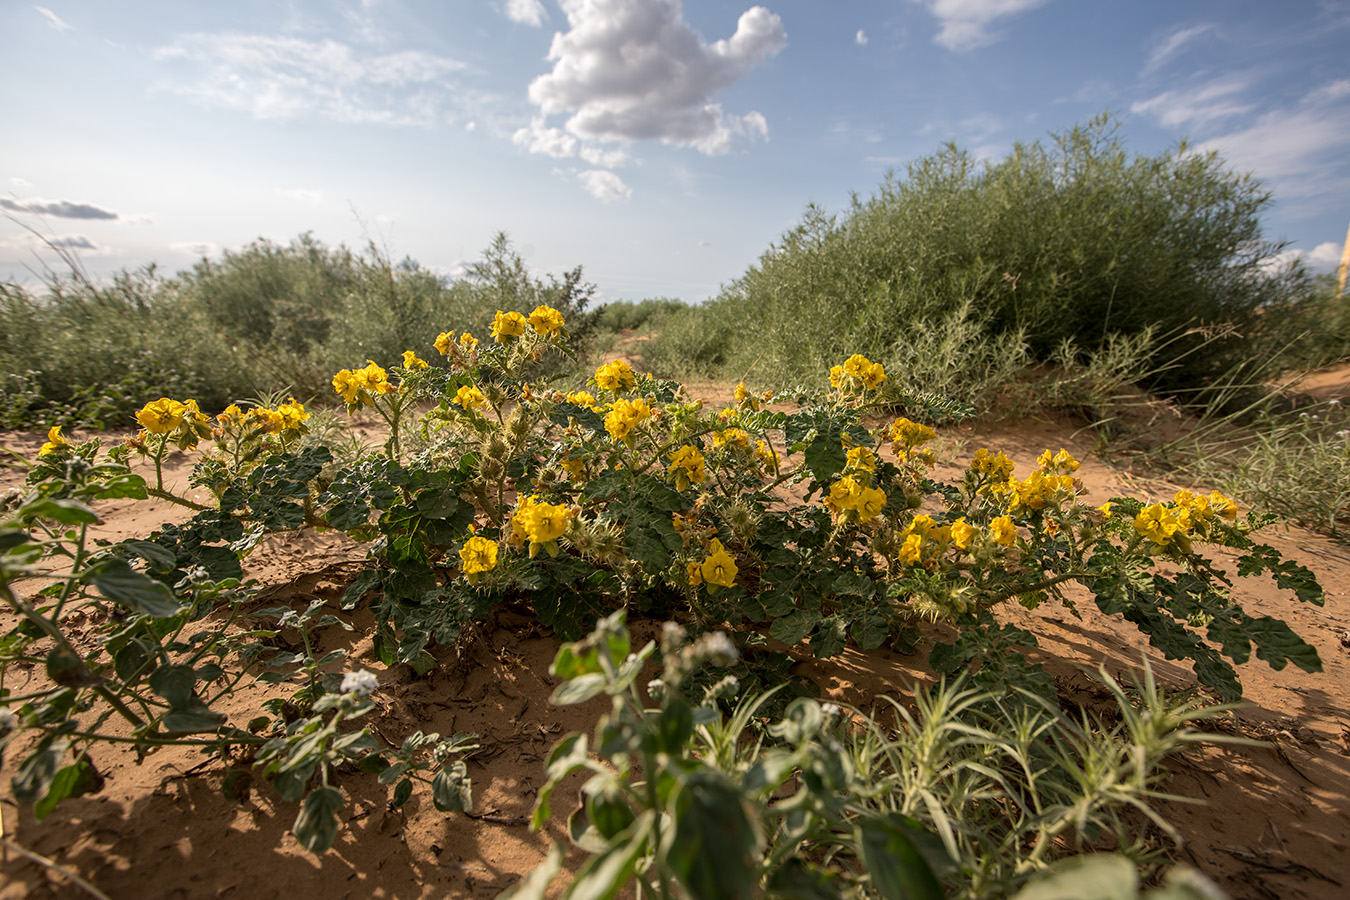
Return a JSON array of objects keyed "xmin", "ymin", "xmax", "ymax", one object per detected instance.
[
  {"xmin": 45, "ymin": 647, "xmax": 101, "ymax": 688},
  {"xmin": 1010, "ymin": 853, "xmax": 1137, "ymax": 900},
  {"xmin": 856, "ymin": 814, "xmax": 944, "ymax": 900},
  {"xmin": 392, "ymin": 778, "xmax": 414, "ymax": 808},
  {"xmin": 163, "ymin": 707, "xmax": 228, "ymax": 733},
  {"xmin": 551, "ymin": 672, "xmax": 607, "ymax": 706},
  {"xmin": 766, "ymin": 858, "xmax": 845, "ymax": 900},
  {"xmin": 18, "ymin": 498, "xmax": 98, "ymax": 526},
  {"xmin": 293, "ymin": 785, "xmax": 345, "ymax": 853},
  {"xmin": 664, "ymin": 772, "xmax": 759, "ymax": 900},
  {"xmin": 12, "ymin": 738, "xmax": 68, "ymax": 805},
  {"xmin": 809, "ymin": 616, "xmax": 847, "ymax": 658},
  {"xmin": 565, "ymin": 825, "xmax": 649, "ymax": 900},
  {"xmin": 432, "ymin": 761, "xmax": 473, "ymax": 813},
  {"xmin": 769, "ymin": 609, "xmax": 821, "ymax": 646},
  {"xmin": 149, "ymin": 664, "xmax": 197, "ymax": 709},
  {"xmin": 33, "ymin": 759, "xmax": 102, "ymax": 820},
  {"xmin": 88, "ymin": 558, "xmax": 182, "ymax": 618}
]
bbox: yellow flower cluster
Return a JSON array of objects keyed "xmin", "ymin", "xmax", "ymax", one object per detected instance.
[
  {"xmin": 890, "ymin": 418, "xmax": 937, "ymax": 462},
  {"xmin": 511, "ymin": 495, "xmax": 576, "ymax": 558},
  {"xmin": 333, "ymin": 361, "xmax": 396, "ymax": 408},
  {"xmin": 668, "ymin": 445, "xmax": 707, "ymax": 490},
  {"xmin": 459, "ymin": 535, "xmax": 499, "ymax": 583},
  {"xmin": 712, "ymin": 427, "xmax": 751, "ymax": 451},
  {"xmin": 402, "ymin": 350, "xmax": 430, "ymax": 370},
  {"xmin": 897, "ymin": 513, "xmax": 1014, "ymax": 567},
  {"xmin": 846, "ymin": 446, "xmax": 877, "ymax": 472},
  {"xmin": 999, "ymin": 469, "xmax": 1079, "ymax": 513},
  {"xmin": 1133, "ymin": 490, "xmax": 1239, "ymax": 547},
  {"xmin": 454, "ymin": 385, "xmax": 489, "ymax": 412},
  {"xmin": 565, "ymin": 390, "xmax": 602, "ymax": 411},
  {"xmin": 605, "ymin": 397, "xmax": 651, "ymax": 443},
  {"xmin": 491, "ymin": 311, "xmax": 528, "ymax": 342},
  {"xmin": 825, "ymin": 475, "xmax": 887, "ymax": 523},
  {"xmin": 830, "ymin": 354, "xmax": 887, "ymax": 391},
  {"xmin": 434, "ymin": 331, "xmax": 479, "ymax": 360},
  {"xmin": 595, "ymin": 359, "xmax": 636, "ymax": 392},
  {"xmin": 971, "ymin": 448, "xmax": 1015, "ymax": 483}
]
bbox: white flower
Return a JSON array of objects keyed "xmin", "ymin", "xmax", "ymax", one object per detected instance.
[
  {"xmin": 821, "ymin": 702, "xmax": 841, "ymax": 718},
  {"xmin": 278, "ymin": 610, "xmax": 301, "ymax": 629},
  {"xmin": 700, "ymin": 632, "xmax": 739, "ymax": 665},
  {"xmin": 340, "ymin": 669, "xmax": 380, "ymax": 697}
]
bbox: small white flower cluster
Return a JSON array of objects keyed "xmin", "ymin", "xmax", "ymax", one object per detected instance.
[
  {"xmin": 340, "ymin": 669, "xmax": 380, "ymax": 697},
  {"xmin": 278, "ymin": 610, "xmax": 302, "ymax": 630}
]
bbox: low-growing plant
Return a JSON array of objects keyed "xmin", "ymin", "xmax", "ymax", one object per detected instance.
[
  {"xmin": 0, "ymin": 440, "xmax": 475, "ymax": 853},
  {"xmin": 2, "ymin": 303, "xmax": 1324, "ymax": 862},
  {"xmin": 508, "ymin": 611, "xmax": 1236, "ymax": 899}
]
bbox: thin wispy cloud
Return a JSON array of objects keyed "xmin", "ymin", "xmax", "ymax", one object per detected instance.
[
  {"xmin": 504, "ymin": 0, "xmax": 547, "ymax": 27},
  {"xmin": 922, "ymin": 0, "xmax": 1054, "ymax": 53},
  {"xmin": 33, "ymin": 5, "xmax": 73, "ymax": 32},
  {"xmin": 169, "ymin": 240, "xmax": 221, "ymax": 258},
  {"xmin": 524, "ymin": 1, "xmax": 786, "ymax": 157},
  {"xmin": 152, "ymin": 33, "xmax": 469, "ymax": 125},
  {"xmin": 856, "ymin": 30, "xmax": 868, "ymax": 46},
  {"xmin": 0, "ymin": 197, "xmax": 119, "ymax": 220},
  {"xmin": 1130, "ymin": 74, "xmax": 1254, "ymax": 128},
  {"xmin": 1142, "ymin": 23, "xmax": 1215, "ymax": 74}
]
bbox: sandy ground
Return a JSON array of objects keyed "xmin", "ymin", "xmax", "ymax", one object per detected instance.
[{"xmin": 1, "ymin": 380, "xmax": 1348, "ymax": 900}]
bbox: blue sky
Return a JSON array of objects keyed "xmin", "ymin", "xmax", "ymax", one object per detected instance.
[{"xmin": 3, "ymin": 0, "xmax": 1348, "ymax": 302}]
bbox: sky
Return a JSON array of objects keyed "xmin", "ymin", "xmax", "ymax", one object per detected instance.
[{"xmin": 2, "ymin": 0, "xmax": 1348, "ymax": 303}]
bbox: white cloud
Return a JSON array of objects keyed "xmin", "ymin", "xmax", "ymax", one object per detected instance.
[
  {"xmin": 0, "ymin": 197, "xmax": 119, "ymax": 219},
  {"xmin": 505, "ymin": 0, "xmax": 547, "ymax": 26},
  {"xmin": 1265, "ymin": 241, "xmax": 1343, "ymax": 274},
  {"xmin": 152, "ymin": 34, "xmax": 468, "ymax": 125},
  {"xmin": 1142, "ymin": 23, "xmax": 1215, "ymax": 74},
  {"xmin": 922, "ymin": 0, "xmax": 1053, "ymax": 53},
  {"xmin": 513, "ymin": 117, "xmax": 579, "ymax": 157},
  {"xmin": 580, "ymin": 145, "xmax": 629, "ymax": 168},
  {"xmin": 170, "ymin": 240, "xmax": 220, "ymax": 258},
  {"xmin": 33, "ymin": 6, "xmax": 73, "ymax": 32},
  {"xmin": 856, "ymin": 29, "xmax": 868, "ymax": 46},
  {"xmin": 1130, "ymin": 74, "xmax": 1254, "ymax": 128},
  {"xmin": 11, "ymin": 177, "xmax": 32, "ymax": 187},
  {"xmin": 524, "ymin": 1, "xmax": 786, "ymax": 156},
  {"xmin": 277, "ymin": 187, "xmax": 323, "ymax": 204},
  {"xmin": 578, "ymin": 169, "xmax": 632, "ymax": 202}
]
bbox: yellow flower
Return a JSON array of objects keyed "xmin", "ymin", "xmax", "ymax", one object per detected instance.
[
  {"xmin": 686, "ymin": 560, "xmax": 704, "ymax": 587},
  {"xmin": 604, "ymin": 397, "xmax": 651, "ymax": 442},
  {"xmin": 460, "ymin": 332, "xmax": 479, "ymax": 351},
  {"xmin": 950, "ymin": 517, "xmax": 977, "ymax": 550},
  {"xmin": 527, "ymin": 304, "xmax": 565, "ymax": 336},
  {"xmin": 989, "ymin": 516, "xmax": 1017, "ymax": 547},
  {"xmin": 890, "ymin": 418, "xmax": 937, "ymax": 457},
  {"xmin": 829, "ymin": 365, "xmax": 846, "ymax": 388},
  {"xmin": 333, "ymin": 369, "xmax": 364, "ymax": 404},
  {"xmin": 754, "ymin": 440, "xmax": 778, "ymax": 469},
  {"xmin": 898, "ymin": 533, "xmax": 924, "ymax": 565},
  {"xmin": 358, "ymin": 361, "xmax": 395, "ymax": 395},
  {"xmin": 491, "ymin": 310, "xmax": 528, "ymax": 342},
  {"xmin": 712, "ymin": 428, "xmax": 750, "ymax": 451},
  {"xmin": 595, "ymin": 359, "xmax": 636, "ymax": 392},
  {"xmin": 38, "ymin": 425, "xmax": 68, "ymax": 456},
  {"xmin": 855, "ymin": 485, "xmax": 886, "ymax": 521},
  {"xmin": 512, "ymin": 496, "xmax": 575, "ymax": 558},
  {"xmin": 825, "ymin": 476, "xmax": 886, "ymax": 522},
  {"xmin": 700, "ymin": 538, "xmax": 738, "ymax": 588},
  {"xmin": 1037, "ymin": 448, "xmax": 1080, "ymax": 473},
  {"xmin": 847, "ymin": 446, "xmax": 877, "ymax": 472},
  {"xmin": 136, "ymin": 398, "xmax": 186, "ymax": 435},
  {"xmin": 971, "ymin": 448, "xmax": 1015, "ymax": 483},
  {"xmin": 734, "ymin": 382, "xmax": 749, "ymax": 401},
  {"xmin": 275, "ymin": 399, "xmax": 310, "ymax": 431},
  {"xmin": 454, "ymin": 385, "xmax": 488, "ymax": 411},
  {"xmin": 565, "ymin": 390, "xmax": 600, "ymax": 410},
  {"xmin": 402, "ymin": 350, "xmax": 430, "ymax": 370},
  {"xmin": 1134, "ymin": 502, "xmax": 1190, "ymax": 546},
  {"xmin": 1097, "ymin": 501, "xmax": 1114, "ymax": 519},
  {"xmin": 250, "ymin": 407, "xmax": 285, "ymax": 433},
  {"xmin": 842, "ymin": 354, "xmax": 871, "ymax": 379},
  {"xmin": 217, "ymin": 404, "xmax": 243, "ymax": 425},
  {"xmin": 459, "ymin": 536, "xmax": 499, "ymax": 583},
  {"xmin": 434, "ymin": 332, "xmax": 454, "ymax": 355},
  {"xmin": 561, "ymin": 456, "xmax": 587, "ymax": 481},
  {"xmin": 861, "ymin": 361, "xmax": 886, "ymax": 390},
  {"xmin": 668, "ymin": 445, "xmax": 707, "ymax": 488}
]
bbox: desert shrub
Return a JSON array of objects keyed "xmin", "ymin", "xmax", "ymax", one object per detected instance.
[
  {"xmin": 592, "ymin": 296, "xmax": 688, "ymax": 333},
  {"xmin": 682, "ymin": 114, "xmax": 1299, "ymax": 394}
]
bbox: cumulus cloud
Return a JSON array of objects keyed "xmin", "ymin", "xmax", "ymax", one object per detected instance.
[
  {"xmin": 33, "ymin": 6, "xmax": 73, "ymax": 32},
  {"xmin": 578, "ymin": 169, "xmax": 632, "ymax": 202},
  {"xmin": 505, "ymin": 0, "xmax": 547, "ymax": 26},
  {"xmin": 856, "ymin": 29, "xmax": 868, "ymax": 46},
  {"xmin": 1265, "ymin": 241, "xmax": 1344, "ymax": 274},
  {"xmin": 524, "ymin": 1, "xmax": 786, "ymax": 156},
  {"xmin": 152, "ymin": 33, "xmax": 468, "ymax": 125},
  {"xmin": 0, "ymin": 197, "xmax": 119, "ymax": 219},
  {"xmin": 921, "ymin": 0, "xmax": 1053, "ymax": 52}
]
